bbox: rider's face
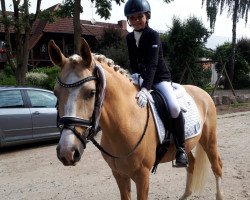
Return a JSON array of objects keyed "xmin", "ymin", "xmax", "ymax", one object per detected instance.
[{"xmin": 128, "ymin": 13, "xmax": 147, "ymax": 31}]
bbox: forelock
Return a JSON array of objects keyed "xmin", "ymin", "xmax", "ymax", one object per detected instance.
[{"xmin": 69, "ymin": 54, "xmax": 83, "ymax": 63}]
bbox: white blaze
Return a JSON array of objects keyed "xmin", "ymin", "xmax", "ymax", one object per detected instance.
[{"xmin": 64, "ymin": 72, "xmax": 81, "ymax": 116}]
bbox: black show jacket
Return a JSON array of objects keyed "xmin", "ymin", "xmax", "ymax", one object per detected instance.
[{"xmin": 126, "ymin": 26, "xmax": 171, "ymax": 90}]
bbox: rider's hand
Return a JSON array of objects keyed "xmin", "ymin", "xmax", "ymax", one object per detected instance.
[
  {"xmin": 136, "ymin": 88, "xmax": 154, "ymax": 108},
  {"xmin": 131, "ymin": 73, "xmax": 143, "ymax": 86}
]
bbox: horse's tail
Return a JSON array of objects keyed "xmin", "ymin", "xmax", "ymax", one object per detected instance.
[{"xmin": 190, "ymin": 143, "xmax": 209, "ymax": 193}]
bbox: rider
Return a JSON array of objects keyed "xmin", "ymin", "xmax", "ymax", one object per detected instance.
[{"xmin": 124, "ymin": 0, "xmax": 188, "ymax": 167}]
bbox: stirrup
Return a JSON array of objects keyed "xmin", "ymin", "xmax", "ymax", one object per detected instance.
[
  {"xmin": 172, "ymin": 151, "xmax": 188, "ymax": 168},
  {"xmin": 172, "ymin": 160, "xmax": 188, "ymax": 168}
]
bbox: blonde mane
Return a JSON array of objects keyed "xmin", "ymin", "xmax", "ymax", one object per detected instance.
[{"xmin": 92, "ymin": 53, "xmax": 132, "ymax": 81}]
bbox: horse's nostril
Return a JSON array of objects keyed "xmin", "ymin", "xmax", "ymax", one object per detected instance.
[
  {"xmin": 61, "ymin": 157, "xmax": 69, "ymax": 166},
  {"xmin": 73, "ymin": 149, "xmax": 81, "ymax": 162}
]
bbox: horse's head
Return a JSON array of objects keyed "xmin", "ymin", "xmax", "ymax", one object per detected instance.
[{"xmin": 48, "ymin": 38, "xmax": 98, "ymax": 166}]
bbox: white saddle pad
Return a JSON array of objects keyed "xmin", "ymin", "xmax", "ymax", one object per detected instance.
[{"xmin": 149, "ymin": 84, "xmax": 202, "ymax": 144}]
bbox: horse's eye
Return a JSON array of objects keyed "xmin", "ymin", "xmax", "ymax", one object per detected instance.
[
  {"xmin": 85, "ymin": 89, "xmax": 96, "ymax": 99},
  {"xmin": 91, "ymin": 89, "xmax": 96, "ymax": 96},
  {"xmin": 83, "ymin": 89, "xmax": 96, "ymax": 100}
]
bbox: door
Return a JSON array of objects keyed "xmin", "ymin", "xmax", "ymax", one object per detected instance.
[
  {"xmin": 0, "ymin": 90, "xmax": 32, "ymax": 143},
  {"xmin": 26, "ymin": 89, "xmax": 59, "ymax": 139}
]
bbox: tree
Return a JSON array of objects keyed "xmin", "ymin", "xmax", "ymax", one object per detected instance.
[
  {"xmin": 97, "ymin": 28, "xmax": 129, "ymax": 69},
  {"xmin": 57, "ymin": 0, "xmax": 82, "ymax": 54},
  {"xmin": 1, "ymin": 0, "xmax": 127, "ymax": 85},
  {"xmin": 213, "ymin": 39, "xmax": 250, "ymax": 89},
  {"xmin": 163, "ymin": 17, "xmax": 211, "ymax": 87},
  {"xmin": 0, "ymin": 0, "xmax": 42, "ymax": 85},
  {"xmin": 59, "ymin": 0, "xmax": 125, "ymax": 54},
  {"xmin": 202, "ymin": 0, "xmax": 250, "ymax": 88}
]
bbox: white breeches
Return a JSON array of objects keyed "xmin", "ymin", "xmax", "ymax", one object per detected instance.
[{"xmin": 154, "ymin": 81, "xmax": 181, "ymax": 118}]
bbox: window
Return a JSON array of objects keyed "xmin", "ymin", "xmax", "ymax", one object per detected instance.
[
  {"xmin": 40, "ymin": 43, "xmax": 47, "ymax": 53},
  {"xmin": 65, "ymin": 43, "xmax": 74, "ymax": 56},
  {"xmin": 0, "ymin": 90, "xmax": 24, "ymax": 108},
  {"xmin": 27, "ymin": 90, "xmax": 57, "ymax": 108}
]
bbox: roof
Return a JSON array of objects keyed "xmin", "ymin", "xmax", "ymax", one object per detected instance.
[
  {"xmin": 0, "ymin": 4, "xmax": 128, "ymax": 49},
  {"xmin": 43, "ymin": 18, "xmax": 128, "ymax": 38}
]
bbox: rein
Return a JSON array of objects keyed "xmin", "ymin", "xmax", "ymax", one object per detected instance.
[
  {"xmin": 57, "ymin": 64, "xmax": 150, "ymax": 159},
  {"xmin": 90, "ymin": 104, "xmax": 150, "ymax": 159}
]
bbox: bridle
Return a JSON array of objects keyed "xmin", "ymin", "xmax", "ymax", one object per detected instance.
[
  {"xmin": 56, "ymin": 66, "xmax": 100, "ymax": 149},
  {"xmin": 56, "ymin": 64, "xmax": 150, "ymax": 159}
]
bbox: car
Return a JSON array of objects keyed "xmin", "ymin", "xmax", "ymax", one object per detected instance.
[{"xmin": 0, "ymin": 86, "xmax": 60, "ymax": 147}]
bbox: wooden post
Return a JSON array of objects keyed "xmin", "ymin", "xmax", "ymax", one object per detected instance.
[
  {"xmin": 210, "ymin": 62, "xmax": 236, "ymax": 97},
  {"xmin": 179, "ymin": 62, "xmax": 196, "ymax": 85}
]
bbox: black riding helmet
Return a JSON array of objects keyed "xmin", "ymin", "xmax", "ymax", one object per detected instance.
[{"xmin": 124, "ymin": 0, "xmax": 151, "ymax": 19}]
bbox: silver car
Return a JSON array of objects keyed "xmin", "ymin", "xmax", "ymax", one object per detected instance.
[{"xmin": 0, "ymin": 86, "xmax": 59, "ymax": 147}]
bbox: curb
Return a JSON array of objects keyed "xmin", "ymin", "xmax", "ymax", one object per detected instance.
[
  {"xmin": 217, "ymin": 111, "xmax": 250, "ymax": 119},
  {"xmin": 212, "ymin": 94, "xmax": 250, "ymax": 106}
]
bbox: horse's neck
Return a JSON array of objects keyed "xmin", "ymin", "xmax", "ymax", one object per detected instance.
[{"xmin": 99, "ymin": 66, "xmax": 146, "ymax": 139}]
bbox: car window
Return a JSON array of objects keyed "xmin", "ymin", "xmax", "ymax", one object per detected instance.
[
  {"xmin": 0, "ymin": 90, "xmax": 24, "ymax": 108},
  {"xmin": 27, "ymin": 90, "xmax": 57, "ymax": 108}
]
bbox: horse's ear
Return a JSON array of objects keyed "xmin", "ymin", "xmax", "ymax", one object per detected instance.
[
  {"xmin": 48, "ymin": 40, "xmax": 66, "ymax": 68},
  {"xmin": 80, "ymin": 38, "xmax": 92, "ymax": 68}
]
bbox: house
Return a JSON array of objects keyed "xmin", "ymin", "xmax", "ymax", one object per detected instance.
[
  {"xmin": 197, "ymin": 58, "xmax": 218, "ymax": 85},
  {"xmin": 0, "ymin": 4, "xmax": 128, "ymax": 68}
]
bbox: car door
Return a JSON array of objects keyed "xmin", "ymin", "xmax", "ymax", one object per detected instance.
[
  {"xmin": 26, "ymin": 89, "xmax": 59, "ymax": 139},
  {"xmin": 0, "ymin": 89, "xmax": 33, "ymax": 144}
]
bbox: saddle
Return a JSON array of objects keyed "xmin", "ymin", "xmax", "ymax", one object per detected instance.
[
  {"xmin": 150, "ymin": 90, "xmax": 173, "ymax": 173},
  {"xmin": 131, "ymin": 74, "xmax": 201, "ymax": 173}
]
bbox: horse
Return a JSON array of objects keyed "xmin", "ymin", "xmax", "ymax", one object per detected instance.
[{"xmin": 48, "ymin": 38, "xmax": 223, "ymax": 200}]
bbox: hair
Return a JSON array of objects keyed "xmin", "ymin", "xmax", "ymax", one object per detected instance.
[{"xmin": 145, "ymin": 12, "xmax": 151, "ymax": 20}]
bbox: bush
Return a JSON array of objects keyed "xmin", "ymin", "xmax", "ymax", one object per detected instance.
[
  {"xmin": 27, "ymin": 66, "xmax": 59, "ymax": 90},
  {"xmin": 213, "ymin": 41, "xmax": 250, "ymax": 89},
  {"xmin": 0, "ymin": 64, "xmax": 59, "ymax": 90},
  {"xmin": 96, "ymin": 28, "xmax": 130, "ymax": 70},
  {"xmin": 26, "ymin": 72, "xmax": 48, "ymax": 86},
  {"xmin": 0, "ymin": 64, "xmax": 16, "ymax": 85},
  {"xmin": 233, "ymin": 56, "xmax": 250, "ymax": 89},
  {"xmin": 163, "ymin": 16, "xmax": 211, "ymax": 87},
  {"xmin": 98, "ymin": 40, "xmax": 130, "ymax": 70}
]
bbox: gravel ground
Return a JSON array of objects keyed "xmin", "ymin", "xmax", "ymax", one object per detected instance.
[{"xmin": 0, "ymin": 109, "xmax": 249, "ymax": 200}]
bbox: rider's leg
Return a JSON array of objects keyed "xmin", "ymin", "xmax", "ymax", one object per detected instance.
[{"xmin": 154, "ymin": 81, "xmax": 188, "ymax": 167}]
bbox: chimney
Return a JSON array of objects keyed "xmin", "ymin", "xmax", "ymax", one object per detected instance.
[{"xmin": 118, "ymin": 20, "xmax": 127, "ymax": 30}]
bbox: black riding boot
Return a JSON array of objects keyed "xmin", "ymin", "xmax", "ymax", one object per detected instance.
[{"xmin": 172, "ymin": 112, "xmax": 188, "ymax": 167}]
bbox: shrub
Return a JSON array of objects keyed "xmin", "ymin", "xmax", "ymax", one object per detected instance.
[
  {"xmin": 163, "ymin": 16, "xmax": 210, "ymax": 87},
  {"xmin": 26, "ymin": 72, "xmax": 48, "ymax": 86},
  {"xmin": 96, "ymin": 28, "xmax": 130, "ymax": 70},
  {"xmin": 98, "ymin": 40, "xmax": 130, "ymax": 70},
  {"xmin": 213, "ymin": 41, "xmax": 250, "ymax": 89},
  {"xmin": 0, "ymin": 64, "xmax": 16, "ymax": 86},
  {"xmin": 27, "ymin": 66, "xmax": 59, "ymax": 90}
]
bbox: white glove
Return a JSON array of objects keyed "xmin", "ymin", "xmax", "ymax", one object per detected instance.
[
  {"xmin": 136, "ymin": 88, "xmax": 154, "ymax": 108},
  {"xmin": 131, "ymin": 73, "xmax": 143, "ymax": 86}
]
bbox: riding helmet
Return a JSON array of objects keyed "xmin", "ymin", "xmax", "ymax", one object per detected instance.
[{"xmin": 124, "ymin": 0, "xmax": 151, "ymax": 18}]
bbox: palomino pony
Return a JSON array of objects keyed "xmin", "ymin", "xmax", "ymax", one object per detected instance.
[{"xmin": 48, "ymin": 38, "xmax": 223, "ymax": 200}]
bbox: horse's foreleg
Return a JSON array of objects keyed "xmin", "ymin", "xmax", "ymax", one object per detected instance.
[
  {"xmin": 215, "ymin": 173, "xmax": 223, "ymax": 200},
  {"xmin": 179, "ymin": 152, "xmax": 195, "ymax": 200},
  {"xmin": 131, "ymin": 167, "xmax": 150, "ymax": 200},
  {"xmin": 112, "ymin": 170, "xmax": 132, "ymax": 200}
]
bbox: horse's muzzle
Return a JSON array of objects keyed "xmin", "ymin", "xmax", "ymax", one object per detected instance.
[{"xmin": 56, "ymin": 144, "xmax": 84, "ymax": 166}]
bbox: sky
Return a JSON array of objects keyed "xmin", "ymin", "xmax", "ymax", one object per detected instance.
[{"xmin": 2, "ymin": 0, "xmax": 250, "ymax": 48}]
